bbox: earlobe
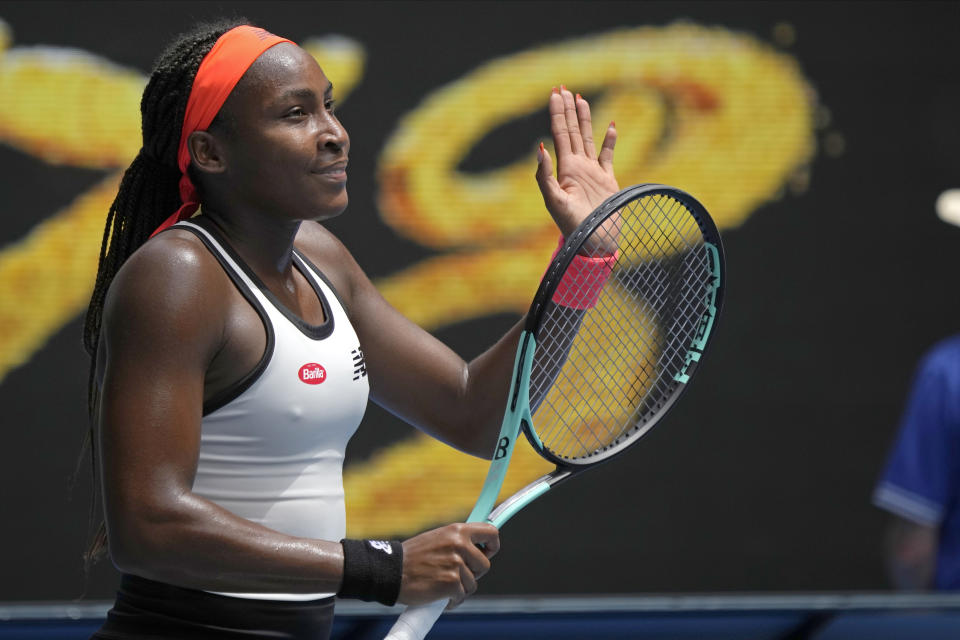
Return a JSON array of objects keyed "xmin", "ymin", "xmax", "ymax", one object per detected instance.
[{"xmin": 187, "ymin": 131, "xmax": 227, "ymax": 175}]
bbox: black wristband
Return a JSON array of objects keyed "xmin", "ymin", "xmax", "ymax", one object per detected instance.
[{"xmin": 337, "ymin": 538, "xmax": 404, "ymax": 606}]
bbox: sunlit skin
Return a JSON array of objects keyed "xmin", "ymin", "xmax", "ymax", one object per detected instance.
[{"xmin": 97, "ymin": 42, "xmax": 618, "ymax": 608}]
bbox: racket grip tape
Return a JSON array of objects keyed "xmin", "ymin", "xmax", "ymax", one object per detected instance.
[{"xmin": 383, "ymin": 599, "xmax": 447, "ymax": 640}]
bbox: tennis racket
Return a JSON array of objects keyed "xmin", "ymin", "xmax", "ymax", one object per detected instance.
[{"xmin": 384, "ymin": 183, "xmax": 725, "ymax": 640}]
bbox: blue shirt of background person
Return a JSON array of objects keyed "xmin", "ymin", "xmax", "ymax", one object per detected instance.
[{"xmin": 873, "ymin": 335, "xmax": 960, "ymax": 590}]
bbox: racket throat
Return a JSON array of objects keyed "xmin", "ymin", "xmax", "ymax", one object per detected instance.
[
  {"xmin": 466, "ymin": 332, "xmax": 536, "ymax": 524},
  {"xmin": 487, "ymin": 470, "xmax": 572, "ymax": 528}
]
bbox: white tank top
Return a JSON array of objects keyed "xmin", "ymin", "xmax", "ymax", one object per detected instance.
[{"xmin": 176, "ymin": 220, "xmax": 368, "ymax": 601}]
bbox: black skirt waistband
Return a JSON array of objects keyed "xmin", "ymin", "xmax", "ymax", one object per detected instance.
[{"xmin": 90, "ymin": 573, "xmax": 335, "ymax": 640}]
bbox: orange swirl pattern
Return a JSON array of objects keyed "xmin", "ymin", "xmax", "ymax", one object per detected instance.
[
  {"xmin": 0, "ymin": 17, "xmax": 817, "ymax": 538},
  {"xmin": 0, "ymin": 23, "xmax": 365, "ymax": 383},
  {"xmin": 346, "ymin": 23, "xmax": 816, "ymax": 536}
]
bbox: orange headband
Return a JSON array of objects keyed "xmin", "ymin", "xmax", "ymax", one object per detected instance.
[{"xmin": 150, "ymin": 25, "xmax": 293, "ymax": 237}]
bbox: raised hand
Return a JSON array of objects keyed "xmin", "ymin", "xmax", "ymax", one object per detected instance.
[
  {"xmin": 536, "ymin": 86, "xmax": 619, "ymax": 239},
  {"xmin": 398, "ymin": 522, "xmax": 500, "ymax": 609}
]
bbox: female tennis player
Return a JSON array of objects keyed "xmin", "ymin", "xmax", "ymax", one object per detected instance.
[{"xmin": 83, "ymin": 19, "xmax": 618, "ymax": 639}]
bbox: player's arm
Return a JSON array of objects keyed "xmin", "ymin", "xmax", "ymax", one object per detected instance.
[
  {"xmin": 98, "ymin": 234, "xmax": 495, "ymax": 602},
  {"xmin": 296, "ymin": 222, "xmax": 523, "ymax": 459},
  {"xmin": 98, "ymin": 234, "xmax": 345, "ymax": 593},
  {"xmin": 882, "ymin": 514, "xmax": 938, "ymax": 590},
  {"xmin": 298, "ymin": 88, "xmax": 617, "ymax": 458}
]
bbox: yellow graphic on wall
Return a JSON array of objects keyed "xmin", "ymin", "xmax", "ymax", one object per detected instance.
[
  {"xmin": 350, "ymin": 23, "xmax": 815, "ymax": 536},
  {"xmin": 0, "ymin": 24, "xmax": 365, "ymax": 383},
  {"xmin": 0, "ymin": 18, "xmax": 815, "ymax": 538}
]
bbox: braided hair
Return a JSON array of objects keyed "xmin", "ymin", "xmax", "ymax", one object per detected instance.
[{"xmin": 80, "ymin": 18, "xmax": 250, "ymax": 564}]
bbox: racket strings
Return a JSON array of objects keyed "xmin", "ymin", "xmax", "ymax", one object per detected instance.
[{"xmin": 529, "ymin": 193, "xmax": 717, "ymax": 461}]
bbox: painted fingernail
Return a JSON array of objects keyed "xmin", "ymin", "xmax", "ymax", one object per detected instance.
[
  {"xmin": 610, "ymin": 120, "xmax": 616, "ymax": 128},
  {"xmin": 560, "ymin": 84, "xmax": 567, "ymax": 92},
  {"xmin": 552, "ymin": 86, "xmax": 560, "ymax": 95},
  {"xmin": 576, "ymin": 93, "xmax": 582, "ymax": 100},
  {"xmin": 539, "ymin": 141, "xmax": 545, "ymax": 155}
]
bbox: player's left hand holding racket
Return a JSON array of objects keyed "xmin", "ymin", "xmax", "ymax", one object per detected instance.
[{"xmin": 384, "ymin": 87, "xmax": 725, "ymax": 639}]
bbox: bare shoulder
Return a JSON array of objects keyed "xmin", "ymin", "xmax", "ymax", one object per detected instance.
[
  {"xmin": 294, "ymin": 221, "xmax": 365, "ymax": 310},
  {"xmin": 101, "ymin": 229, "xmax": 230, "ymax": 357}
]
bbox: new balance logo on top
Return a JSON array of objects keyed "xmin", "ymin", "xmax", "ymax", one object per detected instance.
[
  {"xmin": 368, "ymin": 540, "xmax": 392, "ymax": 554},
  {"xmin": 351, "ymin": 347, "xmax": 367, "ymax": 381}
]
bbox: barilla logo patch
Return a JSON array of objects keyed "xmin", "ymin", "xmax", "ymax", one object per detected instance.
[{"xmin": 298, "ymin": 363, "xmax": 327, "ymax": 385}]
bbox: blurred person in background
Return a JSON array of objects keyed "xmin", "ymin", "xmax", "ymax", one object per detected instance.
[{"xmin": 872, "ymin": 194, "xmax": 960, "ymax": 590}]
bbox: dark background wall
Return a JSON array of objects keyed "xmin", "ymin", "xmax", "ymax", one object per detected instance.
[{"xmin": 0, "ymin": 0, "xmax": 958, "ymax": 601}]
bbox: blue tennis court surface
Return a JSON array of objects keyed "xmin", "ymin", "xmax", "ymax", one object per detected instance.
[{"xmin": 4, "ymin": 594, "xmax": 960, "ymax": 639}]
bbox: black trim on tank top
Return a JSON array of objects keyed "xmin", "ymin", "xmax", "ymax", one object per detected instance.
[
  {"xmin": 170, "ymin": 223, "xmax": 276, "ymax": 417},
  {"xmin": 191, "ymin": 217, "xmax": 335, "ymax": 341},
  {"xmin": 294, "ymin": 250, "xmax": 351, "ymax": 318}
]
